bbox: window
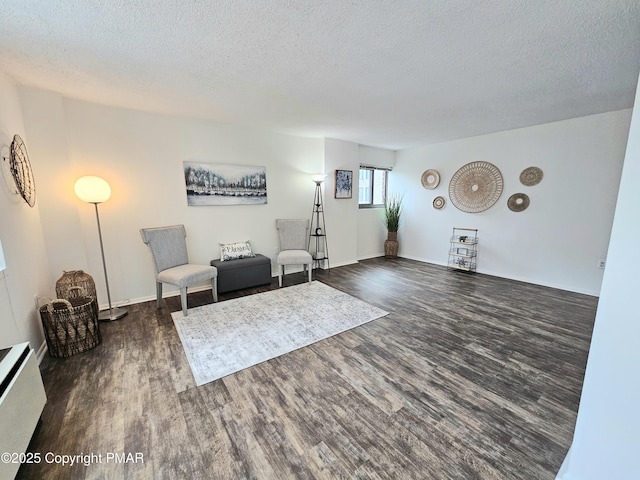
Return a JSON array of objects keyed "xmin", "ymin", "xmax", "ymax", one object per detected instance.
[{"xmin": 358, "ymin": 166, "xmax": 388, "ymax": 208}]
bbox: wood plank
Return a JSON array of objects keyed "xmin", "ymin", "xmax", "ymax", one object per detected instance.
[{"xmin": 17, "ymin": 258, "xmax": 596, "ymax": 479}]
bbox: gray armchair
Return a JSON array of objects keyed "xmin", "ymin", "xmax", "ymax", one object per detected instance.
[
  {"xmin": 276, "ymin": 219, "xmax": 312, "ymax": 287},
  {"xmin": 140, "ymin": 224, "xmax": 218, "ymax": 316}
]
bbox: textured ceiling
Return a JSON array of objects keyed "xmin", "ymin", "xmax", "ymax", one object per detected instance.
[{"xmin": 1, "ymin": 1, "xmax": 639, "ymax": 149}]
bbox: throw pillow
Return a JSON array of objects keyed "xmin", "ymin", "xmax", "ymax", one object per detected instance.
[{"xmin": 219, "ymin": 241, "xmax": 256, "ymax": 261}]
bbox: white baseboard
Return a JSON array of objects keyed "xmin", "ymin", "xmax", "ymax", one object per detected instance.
[
  {"xmin": 107, "ymin": 261, "xmax": 359, "ymax": 309},
  {"xmin": 102, "ymin": 255, "xmax": 598, "ymax": 310},
  {"xmin": 35, "ymin": 340, "xmax": 48, "ymax": 365},
  {"xmin": 397, "ymin": 255, "xmax": 600, "ymax": 297},
  {"xmin": 357, "ymin": 253, "xmax": 385, "ymax": 261},
  {"xmin": 109, "ymin": 285, "xmax": 216, "ymax": 309},
  {"xmin": 555, "ymin": 445, "xmax": 576, "ymax": 479},
  {"xmin": 116, "ymin": 259, "xmax": 362, "ymax": 308},
  {"xmin": 326, "ymin": 259, "xmax": 358, "ymax": 269}
]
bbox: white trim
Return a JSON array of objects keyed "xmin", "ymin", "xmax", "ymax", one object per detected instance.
[
  {"xmin": 357, "ymin": 253, "xmax": 385, "ymax": 261},
  {"xmin": 0, "ymin": 238, "xmax": 6, "ymax": 272},
  {"xmin": 113, "ymin": 261, "xmax": 360, "ymax": 308},
  {"xmin": 398, "ymin": 255, "xmax": 601, "ymax": 297},
  {"xmin": 320, "ymin": 260, "xmax": 357, "ymax": 269},
  {"xmin": 555, "ymin": 445, "xmax": 578, "ymax": 479},
  {"xmin": 35, "ymin": 341, "xmax": 48, "ymax": 364},
  {"xmin": 359, "ymin": 164, "xmax": 393, "ymax": 171}
]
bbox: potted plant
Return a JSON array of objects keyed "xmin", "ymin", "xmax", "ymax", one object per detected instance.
[{"xmin": 384, "ymin": 195, "xmax": 402, "ymax": 258}]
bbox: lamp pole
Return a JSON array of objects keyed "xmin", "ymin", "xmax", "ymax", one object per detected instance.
[
  {"xmin": 74, "ymin": 175, "xmax": 128, "ymax": 321},
  {"xmin": 92, "ymin": 202, "xmax": 127, "ymax": 321}
]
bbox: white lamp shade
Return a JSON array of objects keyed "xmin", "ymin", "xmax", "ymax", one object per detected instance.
[
  {"xmin": 312, "ymin": 173, "xmax": 326, "ymax": 184},
  {"xmin": 74, "ymin": 176, "xmax": 112, "ymax": 203}
]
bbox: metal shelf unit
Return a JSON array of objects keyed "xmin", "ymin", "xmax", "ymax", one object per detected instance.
[{"xmin": 448, "ymin": 227, "xmax": 478, "ymax": 272}]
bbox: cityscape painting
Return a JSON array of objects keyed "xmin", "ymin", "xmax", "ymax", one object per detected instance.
[{"xmin": 184, "ymin": 161, "xmax": 267, "ymax": 206}]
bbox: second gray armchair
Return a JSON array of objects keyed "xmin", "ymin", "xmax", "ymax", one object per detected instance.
[{"xmin": 276, "ymin": 219, "xmax": 313, "ymax": 287}]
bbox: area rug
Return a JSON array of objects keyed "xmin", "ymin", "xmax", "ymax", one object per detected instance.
[{"xmin": 171, "ymin": 281, "xmax": 389, "ymax": 386}]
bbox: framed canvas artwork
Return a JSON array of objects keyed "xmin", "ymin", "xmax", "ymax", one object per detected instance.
[
  {"xmin": 335, "ymin": 169, "xmax": 353, "ymax": 199},
  {"xmin": 184, "ymin": 161, "xmax": 267, "ymax": 206}
]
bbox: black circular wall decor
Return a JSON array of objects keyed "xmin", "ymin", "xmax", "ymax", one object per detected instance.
[
  {"xmin": 9, "ymin": 134, "xmax": 36, "ymax": 207},
  {"xmin": 448, "ymin": 161, "xmax": 503, "ymax": 213},
  {"xmin": 507, "ymin": 193, "xmax": 530, "ymax": 212}
]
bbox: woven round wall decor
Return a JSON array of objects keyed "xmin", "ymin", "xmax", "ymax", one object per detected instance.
[
  {"xmin": 507, "ymin": 193, "xmax": 530, "ymax": 212},
  {"xmin": 519, "ymin": 166, "xmax": 543, "ymax": 186},
  {"xmin": 421, "ymin": 169, "xmax": 440, "ymax": 189},
  {"xmin": 9, "ymin": 134, "xmax": 36, "ymax": 207},
  {"xmin": 448, "ymin": 161, "xmax": 503, "ymax": 213},
  {"xmin": 433, "ymin": 196, "xmax": 445, "ymax": 209}
]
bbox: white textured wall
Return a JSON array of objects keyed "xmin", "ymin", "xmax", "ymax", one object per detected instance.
[
  {"xmin": 15, "ymin": 86, "xmax": 631, "ymax": 310},
  {"xmin": 0, "ymin": 74, "xmax": 52, "ymax": 351},
  {"xmin": 392, "ymin": 110, "xmax": 631, "ymax": 295},
  {"xmin": 18, "ymin": 89, "xmax": 400, "ymax": 309},
  {"xmin": 323, "ymin": 138, "xmax": 359, "ymax": 267},
  {"xmin": 19, "ymin": 90, "xmax": 325, "ymax": 307},
  {"xmin": 557, "ymin": 73, "xmax": 640, "ymax": 480},
  {"xmin": 19, "ymin": 88, "xmax": 90, "ymax": 279}
]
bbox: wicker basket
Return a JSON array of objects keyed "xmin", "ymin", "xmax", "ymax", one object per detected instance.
[
  {"xmin": 40, "ymin": 296, "xmax": 101, "ymax": 358},
  {"xmin": 56, "ymin": 270, "xmax": 97, "ymax": 304}
]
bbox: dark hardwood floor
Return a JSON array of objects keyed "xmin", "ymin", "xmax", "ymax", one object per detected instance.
[{"xmin": 18, "ymin": 258, "xmax": 597, "ymax": 479}]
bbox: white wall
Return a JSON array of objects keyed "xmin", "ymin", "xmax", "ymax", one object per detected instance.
[
  {"xmin": 19, "ymin": 89, "xmax": 90, "ymax": 278},
  {"xmin": 556, "ymin": 73, "xmax": 640, "ymax": 480},
  {"xmin": 392, "ymin": 110, "xmax": 631, "ymax": 295},
  {"xmin": 19, "ymin": 89, "xmax": 328, "ymax": 307},
  {"xmin": 0, "ymin": 73, "xmax": 52, "ymax": 352},
  {"xmin": 324, "ymin": 138, "xmax": 359, "ymax": 267},
  {"xmin": 322, "ymin": 139, "xmax": 398, "ymax": 266},
  {"xmin": 12, "ymin": 83, "xmax": 631, "ymax": 322},
  {"xmin": 17, "ymin": 89, "xmax": 398, "ymax": 311}
]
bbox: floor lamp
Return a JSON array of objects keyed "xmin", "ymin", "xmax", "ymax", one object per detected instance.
[
  {"xmin": 74, "ymin": 176, "xmax": 128, "ymax": 321},
  {"xmin": 309, "ymin": 174, "xmax": 329, "ymax": 271}
]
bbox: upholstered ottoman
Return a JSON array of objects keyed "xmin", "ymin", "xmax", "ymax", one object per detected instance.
[{"xmin": 210, "ymin": 254, "xmax": 272, "ymax": 293}]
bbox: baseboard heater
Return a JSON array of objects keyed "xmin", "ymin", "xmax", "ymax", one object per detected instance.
[{"xmin": 0, "ymin": 342, "xmax": 47, "ymax": 480}]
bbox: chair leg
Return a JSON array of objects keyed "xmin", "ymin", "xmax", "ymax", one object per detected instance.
[
  {"xmin": 156, "ymin": 282, "xmax": 163, "ymax": 309},
  {"xmin": 308, "ymin": 263, "xmax": 312, "ymax": 283},
  {"xmin": 180, "ymin": 287, "xmax": 188, "ymax": 316},
  {"xmin": 279, "ymin": 265, "xmax": 284, "ymax": 287},
  {"xmin": 211, "ymin": 277, "xmax": 218, "ymax": 302}
]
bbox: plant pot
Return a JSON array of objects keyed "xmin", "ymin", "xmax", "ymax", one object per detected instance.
[{"xmin": 384, "ymin": 231, "xmax": 399, "ymax": 258}]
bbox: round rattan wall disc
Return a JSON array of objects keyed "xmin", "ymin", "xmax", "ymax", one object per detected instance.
[
  {"xmin": 507, "ymin": 193, "xmax": 530, "ymax": 212},
  {"xmin": 421, "ymin": 169, "xmax": 440, "ymax": 189},
  {"xmin": 433, "ymin": 195, "xmax": 445, "ymax": 209},
  {"xmin": 448, "ymin": 161, "xmax": 503, "ymax": 213},
  {"xmin": 519, "ymin": 166, "xmax": 543, "ymax": 186}
]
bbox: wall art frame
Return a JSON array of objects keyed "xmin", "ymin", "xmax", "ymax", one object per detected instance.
[
  {"xmin": 335, "ymin": 169, "xmax": 353, "ymax": 199},
  {"xmin": 184, "ymin": 161, "xmax": 267, "ymax": 206}
]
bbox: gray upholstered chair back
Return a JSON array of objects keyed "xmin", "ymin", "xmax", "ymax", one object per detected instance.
[
  {"xmin": 276, "ymin": 219, "xmax": 309, "ymax": 251},
  {"xmin": 140, "ymin": 224, "xmax": 189, "ymax": 274}
]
